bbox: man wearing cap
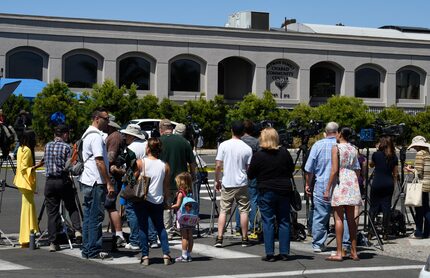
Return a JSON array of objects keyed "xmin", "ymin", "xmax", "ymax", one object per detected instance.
[
  {"xmin": 105, "ymin": 115, "xmax": 127, "ymax": 248},
  {"xmin": 159, "ymin": 119, "xmax": 196, "ymax": 236},
  {"xmin": 305, "ymin": 122, "xmax": 347, "ymax": 253},
  {"xmin": 406, "ymin": 136, "xmax": 430, "ymax": 239},
  {"xmin": 42, "ymin": 124, "xmax": 82, "ymax": 252}
]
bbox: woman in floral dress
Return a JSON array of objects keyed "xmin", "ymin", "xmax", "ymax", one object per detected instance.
[{"xmin": 324, "ymin": 127, "xmax": 362, "ymax": 261}]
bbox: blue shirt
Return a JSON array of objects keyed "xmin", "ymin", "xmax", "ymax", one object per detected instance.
[
  {"xmin": 304, "ymin": 136, "xmax": 337, "ymax": 201},
  {"xmin": 44, "ymin": 137, "xmax": 71, "ymax": 177}
]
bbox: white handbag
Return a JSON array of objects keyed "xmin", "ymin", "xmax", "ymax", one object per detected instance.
[{"xmin": 405, "ymin": 170, "xmax": 423, "ymax": 207}]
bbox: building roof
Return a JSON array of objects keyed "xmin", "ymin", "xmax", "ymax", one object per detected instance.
[{"xmin": 283, "ymin": 23, "xmax": 430, "ymax": 41}]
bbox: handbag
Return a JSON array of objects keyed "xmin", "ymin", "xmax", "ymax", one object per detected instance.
[
  {"xmin": 120, "ymin": 158, "xmax": 151, "ymax": 202},
  {"xmin": 405, "ymin": 170, "xmax": 423, "ymax": 207},
  {"xmin": 290, "ymin": 188, "xmax": 302, "ymax": 211}
]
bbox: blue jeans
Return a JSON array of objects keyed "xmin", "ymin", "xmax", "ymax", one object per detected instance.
[
  {"xmin": 133, "ymin": 201, "xmax": 170, "ymax": 257},
  {"xmin": 258, "ymin": 190, "xmax": 291, "ymax": 256},
  {"xmin": 80, "ymin": 183, "xmax": 106, "ymax": 258},
  {"xmin": 235, "ymin": 179, "xmax": 258, "ymax": 231},
  {"xmin": 125, "ymin": 200, "xmax": 140, "ymax": 246},
  {"xmin": 312, "ymin": 197, "xmax": 331, "ymax": 249},
  {"xmin": 148, "ymin": 217, "xmax": 158, "ymax": 244}
]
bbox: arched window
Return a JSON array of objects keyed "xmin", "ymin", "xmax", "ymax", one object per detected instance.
[
  {"xmin": 7, "ymin": 51, "xmax": 43, "ymax": 80},
  {"xmin": 218, "ymin": 57, "xmax": 254, "ymax": 100},
  {"xmin": 170, "ymin": 59, "xmax": 200, "ymax": 92},
  {"xmin": 355, "ymin": 68, "xmax": 381, "ymax": 98},
  {"xmin": 396, "ymin": 69, "xmax": 420, "ymax": 100},
  {"xmin": 119, "ymin": 57, "xmax": 150, "ymax": 90},
  {"xmin": 64, "ymin": 54, "xmax": 98, "ymax": 88},
  {"xmin": 310, "ymin": 66, "xmax": 336, "ymax": 98}
]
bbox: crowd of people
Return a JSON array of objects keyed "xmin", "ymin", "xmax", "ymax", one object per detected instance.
[{"xmin": 4, "ymin": 107, "xmax": 430, "ymax": 265}]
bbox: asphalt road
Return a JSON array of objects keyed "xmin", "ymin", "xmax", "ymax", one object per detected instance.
[{"xmin": 0, "ymin": 152, "xmax": 427, "ymax": 278}]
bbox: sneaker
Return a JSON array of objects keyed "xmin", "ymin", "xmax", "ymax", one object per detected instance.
[
  {"xmin": 115, "ymin": 236, "xmax": 126, "ymax": 247},
  {"xmin": 74, "ymin": 231, "xmax": 82, "ymax": 244},
  {"xmin": 261, "ymin": 255, "xmax": 276, "ymax": 262},
  {"xmin": 313, "ymin": 245, "xmax": 326, "ymax": 253},
  {"xmin": 235, "ymin": 229, "xmax": 242, "ymax": 237},
  {"xmin": 150, "ymin": 242, "xmax": 160, "ymax": 249},
  {"xmin": 409, "ymin": 233, "xmax": 423, "ymax": 239},
  {"xmin": 248, "ymin": 232, "xmax": 259, "ymax": 240},
  {"xmin": 89, "ymin": 252, "xmax": 113, "ymax": 260},
  {"xmin": 186, "ymin": 255, "xmax": 192, "ymax": 262},
  {"xmin": 241, "ymin": 237, "xmax": 250, "ymax": 247},
  {"xmin": 125, "ymin": 243, "xmax": 140, "ymax": 250},
  {"xmin": 175, "ymin": 255, "xmax": 189, "ymax": 263},
  {"xmin": 278, "ymin": 254, "xmax": 289, "ymax": 261},
  {"xmin": 49, "ymin": 243, "xmax": 60, "ymax": 252},
  {"xmin": 214, "ymin": 237, "xmax": 223, "ymax": 248}
]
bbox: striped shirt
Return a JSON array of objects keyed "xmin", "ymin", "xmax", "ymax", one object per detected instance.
[
  {"xmin": 415, "ymin": 149, "xmax": 430, "ymax": 192},
  {"xmin": 304, "ymin": 136, "xmax": 337, "ymax": 202},
  {"xmin": 44, "ymin": 137, "xmax": 71, "ymax": 177}
]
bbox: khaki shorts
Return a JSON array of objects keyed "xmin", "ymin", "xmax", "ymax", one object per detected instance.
[{"xmin": 220, "ymin": 186, "xmax": 250, "ymax": 214}]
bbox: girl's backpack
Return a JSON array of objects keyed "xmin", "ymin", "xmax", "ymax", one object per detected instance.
[{"xmin": 177, "ymin": 191, "xmax": 199, "ymax": 227}]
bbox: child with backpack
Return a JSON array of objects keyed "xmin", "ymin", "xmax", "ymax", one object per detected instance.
[{"xmin": 171, "ymin": 172, "xmax": 199, "ymax": 262}]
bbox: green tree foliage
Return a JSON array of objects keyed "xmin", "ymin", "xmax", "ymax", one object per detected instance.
[
  {"xmin": 226, "ymin": 92, "xmax": 286, "ymax": 126},
  {"xmin": 288, "ymin": 103, "xmax": 320, "ymax": 127},
  {"xmin": 134, "ymin": 94, "xmax": 160, "ymax": 119},
  {"xmin": 411, "ymin": 107, "xmax": 430, "ymax": 140},
  {"xmin": 1, "ymin": 94, "xmax": 31, "ymax": 125},
  {"xmin": 159, "ymin": 98, "xmax": 184, "ymax": 121},
  {"xmin": 88, "ymin": 80, "xmax": 139, "ymax": 125},
  {"xmin": 316, "ymin": 96, "xmax": 375, "ymax": 131},
  {"xmin": 377, "ymin": 106, "xmax": 413, "ymax": 126},
  {"xmin": 32, "ymin": 79, "xmax": 84, "ymax": 143}
]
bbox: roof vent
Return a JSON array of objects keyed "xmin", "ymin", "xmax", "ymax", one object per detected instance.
[{"xmin": 225, "ymin": 11, "xmax": 269, "ymax": 31}]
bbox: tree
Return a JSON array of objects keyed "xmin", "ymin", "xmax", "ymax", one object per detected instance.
[
  {"xmin": 1, "ymin": 94, "xmax": 31, "ymax": 126},
  {"xmin": 411, "ymin": 107, "xmax": 430, "ymax": 140},
  {"xmin": 134, "ymin": 94, "xmax": 160, "ymax": 119},
  {"xmin": 32, "ymin": 79, "xmax": 84, "ymax": 143},
  {"xmin": 316, "ymin": 96, "xmax": 375, "ymax": 131}
]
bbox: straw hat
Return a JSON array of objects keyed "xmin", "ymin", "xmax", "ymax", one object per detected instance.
[
  {"xmin": 120, "ymin": 124, "xmax": 146, "ymax": 140},
  {"xmin": 408, "ymin": 135, "xmax": 430, "ymax": 150}
]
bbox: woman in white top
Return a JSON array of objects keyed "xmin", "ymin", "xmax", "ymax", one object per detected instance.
[{"xmin": 133, "ymin": 137, "xmax": 171, "ymax": 266}]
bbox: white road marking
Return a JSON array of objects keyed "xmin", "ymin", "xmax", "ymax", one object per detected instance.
[
  {"xmin": 0, "ymin": 259, "xmax": 30, "ymax": 271},
  {"xmin": 186, "ymin": 265, "xmax": 424, "ymax": 278},
  {"xmin": 52, "ymin": 247, "xmax": 140, "ymax": 265},
  {"xmin": 170, "ymin": 240, "xmax": 259, "ymax": 259}
]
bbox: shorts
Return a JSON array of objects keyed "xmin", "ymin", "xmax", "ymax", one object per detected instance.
[{"xmin": 220, "ymin": 186, "xmax": 250, "ymax": 214}]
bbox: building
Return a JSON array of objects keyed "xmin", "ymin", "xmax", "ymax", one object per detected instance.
[{"xmin": 1, "ymin": 12, "xmax": 430, "ymax": 113}]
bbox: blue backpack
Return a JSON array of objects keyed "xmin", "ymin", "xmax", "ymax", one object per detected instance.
[{"xmin": 177, "ymin": 191, "xmax": 199, "ymax": 227}]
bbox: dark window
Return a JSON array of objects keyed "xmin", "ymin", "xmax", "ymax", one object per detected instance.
[
  {"xmin": 64, "ymin": 54, "xmax": 97, "ymax": 88},
  {"xmin": 170, "ymin": 59, "xmax": 200, "ymax": 92},
  {"xmin": 397, "ymin": 70, "xmax": 420, "ymax": 99},
  {"xmin": 119, "ymin": 57, "xmax": 150, "ymax": 90},
  {"xmin": 355, "ymin": 68, "xmax": 380, "ymax": 98},
  {"xmin": 310, "ymin": 66, "xmax": 336, "ymax": 97},
  {"xmin": 7, "ymin": 51, "xmax": 43, "ymax": 80}
]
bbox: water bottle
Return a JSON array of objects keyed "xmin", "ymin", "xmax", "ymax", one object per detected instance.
[{"xmin": 29, "ymin": 230, "xmax": 35, "ymax": 250}]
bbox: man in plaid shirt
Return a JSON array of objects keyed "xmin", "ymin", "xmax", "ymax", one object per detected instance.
[{"xmin": 42, "ymin": 124, "xmax": 82, "ymax": 252}]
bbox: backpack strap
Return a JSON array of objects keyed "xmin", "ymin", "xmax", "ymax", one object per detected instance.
[{"xmin": 81, "ymin": 130, "xmax": 103, "ymax": 162}]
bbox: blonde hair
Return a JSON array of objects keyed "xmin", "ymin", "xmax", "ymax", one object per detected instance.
[
  {"xmin": 175, "ymin": 172, "xmax": 193, "ymax": 194},
  {"xmin": 259, "ymin": 127, "xmax": 280, "ymax": 150}
]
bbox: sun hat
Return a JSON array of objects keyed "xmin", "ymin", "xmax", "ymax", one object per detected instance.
[
  {"xmin": 120, "ymin": 124, "xmax": 146, "ymax": 140},
  {"xmin": 408, "ymin": 135, "xmax": 430, "ymax": 150},
  {"xmin": 107, "ymin": 115, "xmax": 121, "ymax": 129},
  {"xmin": 159, "ymin": 119, "xmax": 173, "ymax": 129},
  {"xmin": 174, "ymin": 123, "xmax": 186, "ymax": 136}
]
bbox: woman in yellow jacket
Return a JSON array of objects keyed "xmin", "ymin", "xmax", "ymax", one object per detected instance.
[{"xmin": 13, "ymin": 129, "xmax": 40, "ymax": 247}]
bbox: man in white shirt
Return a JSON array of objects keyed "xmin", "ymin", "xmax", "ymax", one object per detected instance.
[
  {"xmin": 79, "ymin": 107, "xmax": 114, "ymax": 260},
  {"xmin": 214, "ymin": 121, "xmax": 252, "ymax": 248}
]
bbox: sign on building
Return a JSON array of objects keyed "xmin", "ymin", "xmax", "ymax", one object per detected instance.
[{"xmin": 266, "ymin": 60, "xmax": 298, "ymax": 99}]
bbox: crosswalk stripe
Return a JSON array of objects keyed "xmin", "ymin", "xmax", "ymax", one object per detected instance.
[
  {"xmin": 0, "ymin": 259, "xmax": 30, "ymax": 271},
  {"xmin": 170, "ymin": 240, "xmax": 258, "ymax": 259}
]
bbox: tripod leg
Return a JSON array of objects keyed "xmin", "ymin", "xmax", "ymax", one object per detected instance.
[
  {"xmin": 38, "ymin": 199, "xmax": 46, "ymax": 226},
  {"xmin": 367, "ymin": 212, "xmax": 384, "ymax": 251},
  {"xmin": 0, "ymin": 229, "xmax": 15, "ymax": 247},
  {"xmin": 59, "ymin": 202, "xmax": 73, "ymax": 250},
  {"xmin": 225, "ymin": 204, "xmax": 238, "ymax": 235}
]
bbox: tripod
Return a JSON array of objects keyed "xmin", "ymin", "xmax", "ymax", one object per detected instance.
[
  {"xmin": 36, "ymin": 176, "xmax": 83, "ymax": 249},
  {"xmin": 0, "ymin": 155, "xmax": 17, "ymax": 247}
]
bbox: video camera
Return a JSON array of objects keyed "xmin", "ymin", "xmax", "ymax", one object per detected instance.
[{"xmin": 354, "ymin": 119, "xmax": 409, "ymax": 149}]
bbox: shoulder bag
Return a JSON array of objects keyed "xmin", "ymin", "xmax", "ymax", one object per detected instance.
[
  {"xmin": 120, "ymin": 158, "xmax": 151, "ymax": 202},
  {"xmin": 405, "ymin": 170, "xmax": 423, "ymax": 207}
]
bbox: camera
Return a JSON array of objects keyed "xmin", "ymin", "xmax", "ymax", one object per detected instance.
[
  {"xmin": 185, "ymin": 115, "xmax": 203, "ymax": 148},
  {"xmin": 353, "ymin": 119, "xmax": 409, "ymax": 148}
]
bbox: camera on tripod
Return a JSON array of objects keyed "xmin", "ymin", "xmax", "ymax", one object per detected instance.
[
  {"xmin": 354, "ymin": 119, "xmax": 408, "ymax": 149},
  {"xmin": 185, "ymin": 115, "xmax": 204, "ymax": 148}
]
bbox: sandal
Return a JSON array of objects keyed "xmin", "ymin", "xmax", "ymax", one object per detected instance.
[
  {"xmin": 163, "ymin": 254, "xmax": 172, "ymax": 265},
  {"xmin": 325, "ymin": 255, "xmax": 343, "ymax": 262},
  {"xmin": 140, "ymin": 256, "xmax": 149, "ymax": 266},
  {"xmin": 349, "ymin": 255, "xmax": 360, "ymax": 261}
]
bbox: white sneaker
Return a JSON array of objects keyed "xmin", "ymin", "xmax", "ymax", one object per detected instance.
[
  {"xmin": 125, "ymin": 243, "xmax": 140, "ymax": 250},
  {"xmin": 150, "ymin": 242, "xmax": 160, "ymax": 248}
]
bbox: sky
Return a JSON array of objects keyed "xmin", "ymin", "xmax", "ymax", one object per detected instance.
[{"xmin": 1, "ymin": 0, "xmax": 430, "ymax": 29}]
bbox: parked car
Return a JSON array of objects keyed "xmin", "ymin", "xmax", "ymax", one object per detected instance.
[{"xmin": 123, "ymin": 119, "xmax": 180, "ymax": 138}]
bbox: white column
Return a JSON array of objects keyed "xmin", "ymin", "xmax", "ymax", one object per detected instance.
[
  {"xmin": 155, "ymin": 62, "xmax": 169, "ymax": 100},
  {"xmin": 298, "ymin": 68, "xmax": 310, "ymax": 103},
  {"xmin": 205, "ymin": 64, "xmax": 218, "ymax": 100},
  {"xmin": 254, "ymin": 66, "xmax": 266, "ymax": 97},
  {"xmin": 386, "ymin": 72, "xmax": 396, "ymax": 106}
]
